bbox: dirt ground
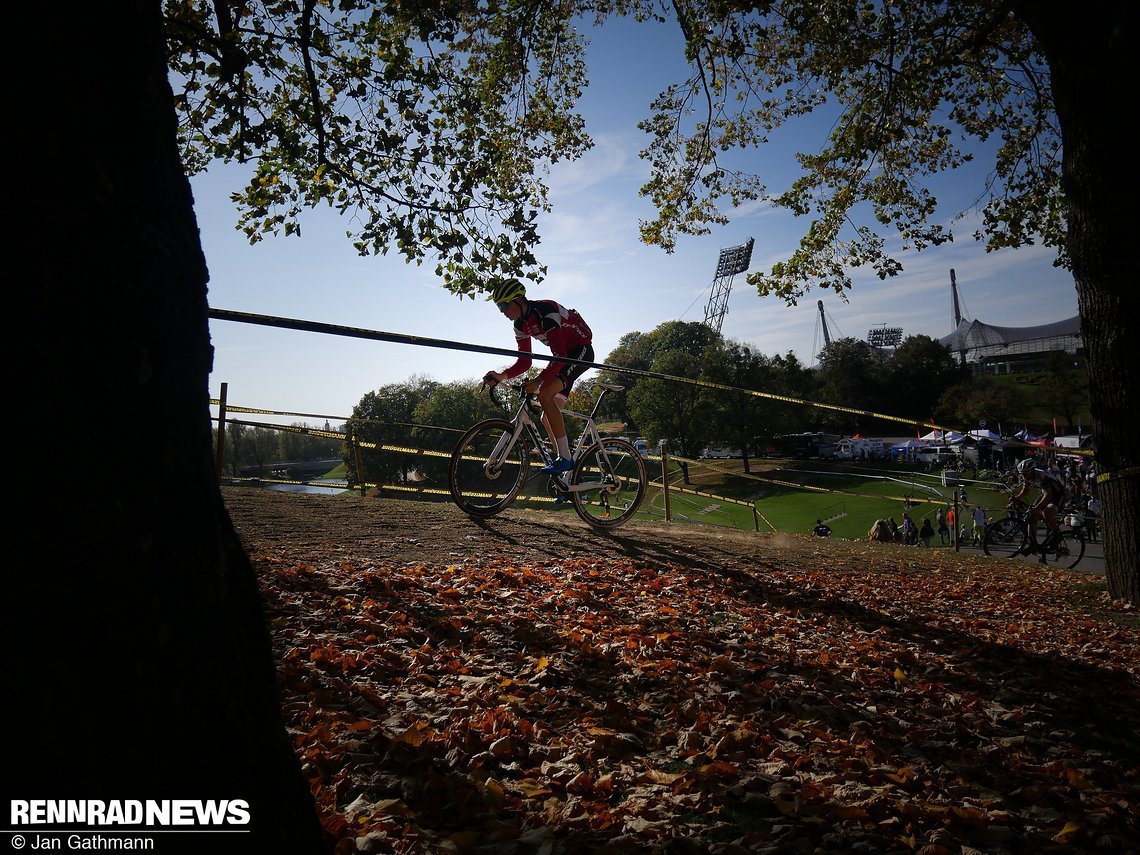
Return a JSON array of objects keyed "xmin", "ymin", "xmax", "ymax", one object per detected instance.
[
  {"xmin": 218, "ymin": 487, "xmax": 1138, "ymax": 854},
  {"xmin": 221, "ymin": 486, "xmax": 995, "ymax": 577}
]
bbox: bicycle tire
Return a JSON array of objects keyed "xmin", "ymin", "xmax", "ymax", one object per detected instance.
[
  {"xmin": 569, "ymin": 437, "xmax": 647, "ymax": 529},
  {"xmin": 982, "ymin": 516, "xmax": 1029, "ymax": 558},
  {"xmin": 1044, "ymin": 530, "xmax": 1085, "ymax": 569},
  {"xmin": 449, "ymin": 419, "xmax": 529, "ymax": 518}
]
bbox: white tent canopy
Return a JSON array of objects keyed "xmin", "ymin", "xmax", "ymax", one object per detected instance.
[
  {"xmin": 967, "ymin": 429, "xmax": 1003, "ymax": 442},
  {"xmin": 891, "ymin": 439, "xmax": 931, "ymax": 449},
  {"xmin": 921, "ymin": 430, "xmax": 967, "ymax": 443}
]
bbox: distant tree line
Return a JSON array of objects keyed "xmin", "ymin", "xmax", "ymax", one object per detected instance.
[{"xmin": 214, "ymin": 419, "xmax": 347, "ymax": 477}]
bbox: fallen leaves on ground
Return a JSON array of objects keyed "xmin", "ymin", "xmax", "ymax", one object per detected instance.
[{"xmin": 252, "ymin": 543, "xmax": 1139, "ymax": 854}]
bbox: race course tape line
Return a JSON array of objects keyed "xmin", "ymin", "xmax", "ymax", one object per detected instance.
[
  {"xmin": 218, "ymin": 421, "xmax": 958, "ymax": 511},
  {"xmin": 208, "ymin": 308, "xmax": 955, "ymax": 435}
]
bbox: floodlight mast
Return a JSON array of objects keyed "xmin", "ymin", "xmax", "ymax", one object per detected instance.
[
  {"xmin": 817, "ymin": 300, "xmax": 832, "ymax": 347},
  {"xmin": 951, "ymin": 268, "xmax": 963, "ymax": 329},
  {"xmin": 703, "ymin": 237, "xmax": 754, "ymax": 334},
  {"xmin": 867, "ymin": 324, "xmax": 904, "ymax": 348}
]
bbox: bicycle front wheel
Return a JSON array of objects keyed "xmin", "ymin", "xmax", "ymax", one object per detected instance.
[
  {"xmin": 1044, "ymin": 530, "xmax": 1085, "ymax": 569},
  {"xmin": 982, "ymin": 516, "xmax": 1028, "ymax": 558},
  {"xmin": 570, "ymin": 438, "xmax": 647, "ymax": 529},
  {"xmin": 449, "ymin": 419, "xmax": 529, "ymax": 518}
]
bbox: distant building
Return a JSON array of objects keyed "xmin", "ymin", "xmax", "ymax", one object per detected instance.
[{"xmin": 938, "ymin": 316, "xmax": 1083, "ymax": 374}]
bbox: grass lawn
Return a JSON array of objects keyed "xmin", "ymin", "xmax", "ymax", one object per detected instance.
[
  {"xmin": 327, "ymin": 454, "xmax": 1006, "ymax": 542},
  {"xmin": 637, "ymin": 456, "xmax": 1004, "ymax": 540}
]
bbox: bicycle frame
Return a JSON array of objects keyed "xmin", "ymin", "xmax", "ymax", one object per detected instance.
[{"xmin": 487, "ymin": 383, "xmax": 618, "ymax": 494}]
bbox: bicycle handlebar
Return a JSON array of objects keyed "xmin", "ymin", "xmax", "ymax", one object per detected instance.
[{"xmin": 484, "ymin": 379, "xmax": 537, "ymax": 410}]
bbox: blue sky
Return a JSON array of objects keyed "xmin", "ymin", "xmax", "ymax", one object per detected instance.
[{"xmin": 196, "ymin": 16, "xmax": 1079, "ymax": 425}]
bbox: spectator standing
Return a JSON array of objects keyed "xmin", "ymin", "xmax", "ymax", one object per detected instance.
[
  {"xmin": 946, "ymin": 506, "xmax": 957, "ymax": 545},
  {"xmin": 919, "ymin": 517, "xmax": 934, "ymax": 547},
  {"xmin": 936, "ymin": 509, "xmax": 950, "ymax": 545},
  {"xmin": 902, "ymin": 513, "xmax": 917, "ymax": 545},
  {"xmin": 1085, "ymin": 495, "xmax": 1100, "ymax": 542},
  {"xmin": 971, "ymin": 505, "xmax": 987, "ymax": 545}
]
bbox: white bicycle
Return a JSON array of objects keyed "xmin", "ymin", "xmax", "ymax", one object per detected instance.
[{"xmin": 448, "ymin": 381, "xmax": 648, "ymax": 529}]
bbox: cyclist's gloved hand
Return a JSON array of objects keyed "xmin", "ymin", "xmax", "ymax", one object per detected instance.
[{"xmin": 483, "ymin": 371, "xmax": 501, "ymax": 388}]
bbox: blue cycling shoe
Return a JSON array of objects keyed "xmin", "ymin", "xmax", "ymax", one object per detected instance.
[{"xmin": 539, "ymin": 456, "xmax": 574, "ymax": 475}]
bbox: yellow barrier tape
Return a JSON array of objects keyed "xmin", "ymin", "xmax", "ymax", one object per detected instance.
[
  {"xmin": 208, "ymin": 308, "xmax": 982, "ymax": 437},
  {"xmin": 224, "ymin": 476, "xmax": 349, "ymax": 489},
  {"xmin": 222, "ymin": 418, "xmax": 347, "ymax": 442},
  {"xmin": 373, "ymin": 484, "xmax": 452, "ymax": 497},
  {"xmin": 660, "ymin": 454, "xmax": 959, "ymax": 508},
  {"xmin": 211, "ymin": 401, "xmax": 464, "ymax": 434},
  {"xmin": 355, "ymin": 440, "xmax": 452, "ymax": 458},
  {"xmin": 664, "ymin": 485, "xmax": 755, "ymax": 509},
  {"xmin": 1097, "ymin": 466, "xmax": 1138, "ymax": 484},
  {"xmin": 754, "ymin": 509, "xmax": 778, "ymax": 533}
]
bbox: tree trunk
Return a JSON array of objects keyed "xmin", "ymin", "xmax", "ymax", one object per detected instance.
[
  {"xmin": 1021, "ymin": 4, "xmax": 1139, "ymax": 603},
  {"xmin": 12, "ymin": 2, "xmax": 327, "ymax": 847}
]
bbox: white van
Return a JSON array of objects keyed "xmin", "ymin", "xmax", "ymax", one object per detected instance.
[
  {"xmin": 701, "ymin": 447, "xmax": 739, "ymax": 459},
  {"xmin": 916, "ymin": 446, "xmax": 961, "ymax": 465},
  {"xmin": 835, "ymin": 438, "xmax": 886, "ymax": 460}
]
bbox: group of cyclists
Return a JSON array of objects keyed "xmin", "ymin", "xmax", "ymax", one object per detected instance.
[{"xmin": 1007, "ymin": 455, "xmax": 1101, "ymax": 562}]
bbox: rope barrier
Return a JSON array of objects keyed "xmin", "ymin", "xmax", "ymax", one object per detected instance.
[
  {"xmin": 210, "ymin": 401, "xmax": 466, "ymax": 434},
  {"xmin": 216, "ymin": 409, "xmax": 1007, "ymax": 532},
  {"xmin": 208, "ymin": 307, "xmax": 968, "ymax": 435}
]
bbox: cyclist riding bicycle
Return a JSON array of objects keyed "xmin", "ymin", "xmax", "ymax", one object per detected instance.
[
  {"xmin": 482, "ymin": 278, "xmax": 594, "ymax": 476},
  {"xmin": 1008, "ymin": 457, "xmax": 1066, "ymax": 562}
]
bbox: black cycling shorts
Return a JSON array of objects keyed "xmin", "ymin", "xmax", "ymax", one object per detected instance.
[{"xmin": 555, "ymin": 344, "xmax": 594, "ymax": 396}]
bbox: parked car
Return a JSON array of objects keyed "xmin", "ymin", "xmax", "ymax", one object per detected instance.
[
  {"xmin": 701, "ymin": 447, "xmax": 739, "ymax": 459},
  {"xmin": 633, "ymin": 439, "xmax": 651, "ymax": 457}
]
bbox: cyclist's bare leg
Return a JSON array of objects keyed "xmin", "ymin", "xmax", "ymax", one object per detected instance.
[
  {"xmin": 536, "ymin": 377, "xmax": 570, "ymax": 457},
  {"xmin": 1028, "ymin": 502, "xmax": 1060, "ymax": 561}
]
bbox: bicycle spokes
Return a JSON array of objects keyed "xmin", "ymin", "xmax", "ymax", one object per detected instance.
[
  {"xmin": 449, "ymin": 419, "xmax": 529, "ymax": 517},
  {"xmin": 570, "ymin": 438, "xmax": 646, "ymax": 528}
]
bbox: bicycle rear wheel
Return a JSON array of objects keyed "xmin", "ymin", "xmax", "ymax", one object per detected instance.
[
  {"xmin": 570, "ymin": 438, "xmax": 647, "ymax": 529},
  {"xmin": 449, "ymin": 419, "xmax": 529, "ymax": 517},
  {"xmin": 982, "ymin": 516, "xmax": 1028, "ymax": 558},
  {"xmin": 1043, "ymin": 530, "xmax": 1085, "ymax": 569}
]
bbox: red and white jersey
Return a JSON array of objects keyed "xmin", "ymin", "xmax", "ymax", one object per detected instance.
[{"xmin": 502, "ymin": 299, "xmax": 593, "ymax": 381}]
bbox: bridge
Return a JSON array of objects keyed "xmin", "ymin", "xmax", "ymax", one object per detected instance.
[{"xmin": 235, "ymin": 458, "xmax": 342, "ymax": 479}]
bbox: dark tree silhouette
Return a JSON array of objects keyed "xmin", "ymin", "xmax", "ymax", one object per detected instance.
[{"xmin": 13, "ymin": 1, "xmax": 326, "ymax": 847}]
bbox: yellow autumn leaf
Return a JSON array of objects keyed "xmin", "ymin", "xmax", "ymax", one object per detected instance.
[{"xmin": 1053, "ymin": 820, "xmax": 1082, "ymax": 842}]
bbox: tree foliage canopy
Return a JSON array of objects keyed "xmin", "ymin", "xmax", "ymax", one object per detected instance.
[
  {"xmin": 636, "ymin": 0, "xmax": 1065, "ymax": 303},
  {"xmin": 166, "ymin": 0, "xmax": 1065, "ymax": 306},
  {"xmin": 165, "ymin": 0, "xmax": 591, "ymax": 296}
]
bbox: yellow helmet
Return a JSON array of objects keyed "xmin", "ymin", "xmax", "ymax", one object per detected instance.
[{"xmin": 488, "ymin": 277, "xmax": 526, "ymax": 305}]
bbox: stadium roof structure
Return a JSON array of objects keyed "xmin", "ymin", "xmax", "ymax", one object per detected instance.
[{"xmin": 938, "ymin": 315, "xmax": 1082, "ymax": 361}]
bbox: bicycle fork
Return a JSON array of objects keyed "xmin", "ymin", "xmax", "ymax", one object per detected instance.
[{"xmin": 483, "ymin": 423, "xmax": 526, "ymax": 479}]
